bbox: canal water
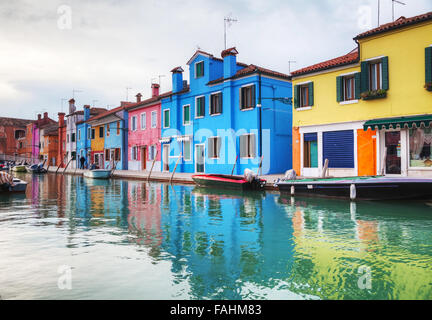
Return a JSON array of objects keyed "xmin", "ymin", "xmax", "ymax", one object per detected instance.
[{"xmin": 0, "ymin": 173, "xmax": 431, "ymax": 300}]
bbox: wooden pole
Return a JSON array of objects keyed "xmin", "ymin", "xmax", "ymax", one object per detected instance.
[
  {"xmin": 381, "ymin": 147, "xmax": 387, "ymax": 176},
  {"xmin": 258, "ymin": 156, "xmax": 264, "ymax": 176},
  {"xmin": 62, "ymin": 158, "xmax": 73, "ymax": 175},
  {"xmin": 231, "ymin": 155, "xmax": 238, "ymax": 176},
  {"xmin": 55, "ymin": 160, "xmax": 64, "ymax": 174},
  {"xmin": 147, "ymin": 149, "xmax": 158, "ymax": 182},
  {"xmin": 170, "ymin": 153, "xmax": 182, "ymax": 184},
  {"xmin": 321, "ymin": 159, "xmax": 329, "ymax": 178}
]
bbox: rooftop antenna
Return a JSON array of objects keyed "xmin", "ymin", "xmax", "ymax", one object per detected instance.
[
  {"xmin": 72, "ymin": 89, "xmax": 82, "ymax": 99},
  {"xmin": 288, "ymin": 60, "xmax": 297, "ymax": 75},
  {"xmin": 126, "ymin": 87, "xmax": 132, "ymax": 102},
  {"xmin": 158, "ymin": 75, "xmax": 166, "ymax": 85},
  {"xmin": 224, "ymin": 14, "xmax": 238, "ymax": 50},
  {"xmin": 377, "ymin": 0, "xmax": 380, "ymax": 26},
  {"xmin": 392, "ymin": 0, "xmax": 406, "ymax": 21},
  {"xmin": 61, "ymin": 98, "xmax": 68, "ymax": 112}
]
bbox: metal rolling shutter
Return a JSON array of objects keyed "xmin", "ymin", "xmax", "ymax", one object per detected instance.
[{"xmin": 323, "ymin": 130, "xmax": 354, "ymax": 168}]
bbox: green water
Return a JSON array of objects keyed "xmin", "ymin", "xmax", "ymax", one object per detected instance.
[{"xmin": 0, "ymin": 173, "xmax": 431, "ymax": 300}]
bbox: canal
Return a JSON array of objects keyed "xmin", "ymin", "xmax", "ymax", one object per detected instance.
[{"xmin": 0, "ymin": 173, "xmax": 431, "ymax": 300}]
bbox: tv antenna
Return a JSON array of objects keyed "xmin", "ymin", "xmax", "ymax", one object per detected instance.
[
  {"xmin": 224, "ymin": 15, "xmax": 238, "ymax": 50},
  {"xmin": 158, "ymin": 75, "xmax": 166, "ymax": 85},
  {"xmin": 288, "ymin": 60, "xmax": 297, "ymax": 75},
  {"xmin": 72, "ymin": 89, "xmax": 82, "ymax": 99},
  {"xmin": 61, "ymin": 98, "xmax": 68, "ymax": 112},
  {"xmin": 392, "ymin": 0, "xmax": 406, "ymax": 21}
]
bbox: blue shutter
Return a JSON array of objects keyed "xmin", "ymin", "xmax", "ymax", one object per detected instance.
[
  {"xmin": 304, "ymin": 133, "xmax": 317, "ymax": 142},
  {"xmin": 323, "ymin": 130, "xmax": 354, "ymax": 169}
]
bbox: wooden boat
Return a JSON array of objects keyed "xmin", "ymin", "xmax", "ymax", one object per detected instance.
[
  {"xmin": 192, "ymin": 174, "xmax": 266, "ymax": 190},
  {"xmin": 11, "ymin": 165, "xmax": 26, "ymax": 173},
  {"xmin": 26, "ymin": 164, "xmax": 47, "ymax": 174},
  {"xmin": 83, "ymin": 169, "xmax": 113, "ymax": 179},
  {"xmin": 0, "ymin": 172, "xmax": 27, "ymax": 193},
  {"xmin": 275, "ymin": 176, "xmax": 432, "ymax": 201}
]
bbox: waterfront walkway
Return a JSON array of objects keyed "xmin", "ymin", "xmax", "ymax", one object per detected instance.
[{"xmin": 46, "ymin": 167, "xmax": 285, "ymax": 190}]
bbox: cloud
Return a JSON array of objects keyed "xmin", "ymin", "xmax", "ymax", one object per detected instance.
[{"xmin": 0, "ymin": 0, "xmax": 431, "ymax": 119}]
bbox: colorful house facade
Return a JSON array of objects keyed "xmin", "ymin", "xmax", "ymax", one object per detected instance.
[
  {"xmin": 160, "ymin": 48, "xmax": 292, "ymax": 175},
  {"xmin": 40, "ymin": 123, "xmax": 59, "ymax": 166},
  {"xmin": 57, "ymin": 112, "xmax": 66, "ymax": 167},
  {"xmin": 291, "ymin": 12, "xmax": 432, "ymax": 178},
  {"xmin": 127, "ymin": 84, "xmax": 169, "ymax": 171}
]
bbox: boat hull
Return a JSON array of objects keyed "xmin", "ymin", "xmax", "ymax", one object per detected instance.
[
  {"xmin": 0, "ymin": 179, "xmax": 28, "ymax": 193},
  {"xmin": 83, "ymin": 170, "xmax": 112, "ymax": 179},
  {"xmin": 276, "ymin": 177, "xmax": 432, "ymax": 201},
  {"xmin": 11, "ymin": 166, "xmax": 27, "ymax": 173},
  {"xmin": 192, "ymin": 174, "xmax": 266, "ymax": 190}
]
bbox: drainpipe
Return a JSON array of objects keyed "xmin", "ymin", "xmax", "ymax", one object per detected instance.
[{"xmin": 257, "ymin": 69, "xmax": 263, "ymax": 159}]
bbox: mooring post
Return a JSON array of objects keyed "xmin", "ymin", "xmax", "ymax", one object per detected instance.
[
  {"xmin": 55, "ymin": 160, "xmax": 64, "ymax": 174},
  {"xmin": 170, "ymin": 153, "xmax": 182, "ymax": 184},
  {"xmin": 62, "ymin": 158, "xmax": 73, "ymax": 175},
  {"xmin": 147, "ymin": 150, "xmax": 158, "ymax": 182}
]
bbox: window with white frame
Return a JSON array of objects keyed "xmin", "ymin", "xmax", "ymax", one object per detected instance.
[
  {"xmin": 210, "ymin": 93, "xmax": 222, "ymax": 115},
  {"xmin": 163, "ymin": 109, "xmax": 170, "ymax": 128},
  {"xmin": 240, "ymin": 134, "xmax": 256, "ymax": 158},
  {"xmin": 183, "ymin": 140, "xmax": 191, "ymax": 161},
  {"xmin": 369, "ymin": 60, "xmax": 383, "ymax": 91},
  {"xmin": 78, "ymin": 129, "xmax": 81, "ymax": 141},
  {"xmin": 131, "ymin": 146, "xmax": 138, "ymax": 161},
  {"xmin": 195, "ymin": 61, "xmax": 204, "ymax": 78},
  {"xmin": 208, "ymin": 137, "xmax": 221, "ymax": 159},
  {"xmin": 151, "ymin": 111, "xmax": 157, "ymax": 128},
  {"xmin": 240, "ymin": 85, "xmax": 256, "ymax": 110},
  {"xmin": 131, "ymin": 116, "xmax": 137, "ymax": 131},
  {"xmin": 183, "ymin": 105, "xmax": 191, "ymax": 125},
  {"xmin": 87, "ymin": 127, "xmax": 91, "ymax": 140},
  {"xmin": 196, "ymin": 96, "xmax": 205, "ymax": 118},
  {"xmin": 148, "ymin": 145, "xmax": 156, "ymax": 161},
  {"xmin": 141, "ymin": 113, "xmax": 146, "ymax": 130}
]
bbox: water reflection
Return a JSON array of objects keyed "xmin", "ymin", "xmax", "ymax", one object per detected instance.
[{"xmin": 0, "ymin": 173, "xmax": 431, "ymax": 300}]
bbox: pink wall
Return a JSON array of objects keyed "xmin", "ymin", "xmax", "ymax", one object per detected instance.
[{"xmin": 128, "ymin": 102, "xmax": 161, "ymax": 162}]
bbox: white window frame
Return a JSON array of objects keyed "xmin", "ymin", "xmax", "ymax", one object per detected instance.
[
  {"xmin": 140, "ymin": 112, "xmax": 146, "ymax": 130},
  {"xmin": 151, "ymin": 111, "xmax": 157, "ymax": 129},
  {"xmin": 183, "ymin": 140, "xmax": 192, "ymax": 161},
  {"xmin": 163, "ymin": 109, "xmax": 170, "ymax": 129},
  {"xmin": 240, "ymin": 83, "xmax": 256, "ymax": 111},
  {"xmin": 208, "ymin": 136, "xmax": 221, "ymax": 159},
  {"xmin": 183, "ymin": 105, "xmax": 191, "ymax": 126},
  {"xmin": 131, "ymin": 115, "xmax": 137, "ymax": 131},
  {"xmin": 195, "ymin": 60, "xmax": 204, "ymax": 79},
  {"xmin": 240, "ymin": 133, "xmax": 256, "ymax": 159},
  {"xmin": 209, "ymin": 91, "xmax": 222, "ymax": 116},
  {"xmin": 195, "ymin": 95, "xmax": 205, "ymax": 119}
]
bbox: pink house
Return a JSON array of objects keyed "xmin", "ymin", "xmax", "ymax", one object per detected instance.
[{"xmin": 127, "ymin": 84, "xmax": 170, "ymax": 171}]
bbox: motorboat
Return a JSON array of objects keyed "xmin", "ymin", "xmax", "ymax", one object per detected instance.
[
  {"xmin": 83, "ymin": 169, "xmax": 113, "ymax": 179},
  {"xmin": 0, "ymin": 172, "xmax": 28, "ymax": 193}
]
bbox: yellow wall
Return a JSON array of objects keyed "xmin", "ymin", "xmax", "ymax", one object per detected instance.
[
  {"xmin": 91, "ymin": 125, "xmax": 104, "ymax": 152},
  {"xmin": 293, "ymin": 20, "xmax": 432, "ymax": 127}
]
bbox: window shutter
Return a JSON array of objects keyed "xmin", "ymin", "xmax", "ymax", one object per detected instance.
[
  {"xmin": 250, "ymin": 135, "xmax": 256, "ymax": 158},
  {"xmin": 336, "ymin": 76, "xmax": 343, "ymax": 102},
  {"xmin": 294, "ymin": 85, "xmax": 299, "ymax": 108},
  {"xmin": 360, "ymin": 61, "xmax": 369, "ymax": 93},
  {"xmin": 426, "ymin": 47, "xmax": 432, "ymax": 84},
  {"xmin": 208, "ymin": 138, "xmax": 214, "ymax": 158},
  {"xmin": 218, "ymin": 93, "xmax": 223, "ymax": 114},
  {"xmin": 308, "ymin": 82, "xmax": 314, "ymax": 106},
  {"xmin": 382, "ymin": 56, "xmax": 389, "ymax": 90},
  {"xmin": 216, "ymin": 137, "xmax": 221, "ymax": 158},
  {"xmin": 355, "ymin": 72, "xmax": 361, "ymax": 99},
  {"xmin": 240, "ymin": 135, "xmax": 246, "ymax": 158},
  {"xmin": 251, "ymin": 85, "xmax": 256, "ymax": 107}
]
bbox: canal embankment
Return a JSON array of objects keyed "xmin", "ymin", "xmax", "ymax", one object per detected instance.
[{"xmin": 46, "ymin": 166, "xmax": 284, "ymax": 190}]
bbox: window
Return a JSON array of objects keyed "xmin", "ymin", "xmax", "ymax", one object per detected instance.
[
  {"xmin": 210, "ymin": 93, "xmax": 222, "ymax": 115},
  {"xmin": 183, "ymin": 105, "xmax": 191, "ymax": 125},
  {"xmin": 240, "ymin": 85, "xmax": 256, "ymax": 110},
  {"xmin": 195, "ymin": 61, "xmax": 204, "ymax": 78},
  {"xmin": 148, "ymin": 145, "xmax": 156, "ymax": 161},
  {"xmin": 208, "ymin": 137, "xmax": 221, "ymax": 159},
  {"xmin": 78, "ymin": 129, "xmax": 81, "ymax": 141},
  {"xmin": 106, "ymin": 124, "xmax": 110, "ymax": 137},
  {"xmin": 304, "ymin": 133, "xmax": 318, "ymax": 168},
  {"xmin": 141, "ymin": 113, "xmax": 146, "ymax": 130},
  {"xmin": 337, "ymin": 74, "xmax": 361, "ymax": 102},
  {"xmin": 409, "ymin": 128, "xmax": 432, "ymax": 168},
  {"xmin": 71, "ymin": 151, "xmax": 76, "ymax": 159},
  {"xmin": 67, "ymin": 134, "xmax": 69, "ymax": 143},
  {"xmin": 88, "ymin": 127, "xmax": 91, "ymax": 140},
  {"xmin": 369, "ymin": 61, "xmax": 382, "ymax": 91},
  {"xmin": 99, "ymin": 127, "xmax": 104, "ymax": 138},
  {"xmin": 91, "ymin": 128, "xmax": 95, "ymax": 140},
  {"xmin": 117, "ymin": 121, "xmax": 120, "ymax": 135},
  {"xmin": 131, "ymin": 146, "xmax": 138, "ymax": 160},
  {"xmin": 115, "ymin": 148, "xmax": 121, "ymax": 161},
  {"xmin": 425, "ymin": 47, "xmax": 432, "ymax": 89},
  {"xmin": 360, "ymin": 57, "xmax": 389, "ymax": 94},
  {"xmin": 196, "ymin": 96, "xmax": 205, "ymax": 118},
  {"xmin": 105, "ymin": 149, "xmax": 110, "ymax": 161},
  {"xmin": 183, "ymin": 140, "xmax": 191, "ymax": 161},
  {"xmin": 71, "ymin": 133, "xmax": 76, "ymax": 142},
  {"xmin": 240, "ymin": 134, "xmax": 256, "ymax": 158},
  {"xmin": 151, "ymin": 111, "xmax": 157, "ymax": 128},
  {"xmin": 163, "ymin": 110, "xmax": 170, "ymax": 128},
  {"xmin": 131, "ymin": 116, "xmax": 137, "ymax": 131},
  {"xmin": 294, "ymin": 83, "xmax": 314, "ymax": 108}
]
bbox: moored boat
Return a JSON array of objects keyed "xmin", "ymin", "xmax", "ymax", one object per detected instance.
[
  {"xmin": 192, "ymin": 172, "xmax": 266, "ymax": 191},
  {"xmin": 11, "ymin": 165, "xmax": 27, "ymax": 173},
  {"xmin": 0, "ymin": 172, "xmax": 28, "ymax": 193},
  {"xmin": 26, "ymin": 164, "xmax": 47, "ymax": 174},
  {"xmin": 275, "ymin": 176, "xmax": 432, "ymax": 201},
  {"xmin": 83, "ymin": 169, "xmax": 113, "ymax": 179}
]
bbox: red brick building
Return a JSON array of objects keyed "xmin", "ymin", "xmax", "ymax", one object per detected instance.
[{"xmin": 0, "ymin": 117, "xmax": 34, "ymax": 159}]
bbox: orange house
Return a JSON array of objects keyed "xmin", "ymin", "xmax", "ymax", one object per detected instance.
[{"xmin": 40, "ymin": 124, "xmax": 59, "ymax": 166}]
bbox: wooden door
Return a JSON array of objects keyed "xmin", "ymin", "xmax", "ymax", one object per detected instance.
[{"xmin": 141, "ymin": 146, "xmax": 147, "ymax": 170}]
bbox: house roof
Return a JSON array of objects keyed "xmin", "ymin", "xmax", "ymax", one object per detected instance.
[
  {"xmin": 0, "ymin": 117, "xmax": 33, "ymax": 128},
  {"xmin": 354, "ymin": 12, "xmax": 432, "ymax": 40},
  {"xmin": 207, "ymin": 64, "xmax": 292, "ymax": 85},
  {"xmin": 185, "ymin": 49, "xmax": 249, "ymax": 67},
  {"xmin": 126, "ymin": 91, "xmax": 173, "ymax": 112},
  {"xmin": 43, "ymin": 123, "xmax": 59, "ymax": 136},
  {"xmin": 291, "ymin": 48, "xmax": 359, "ymax": 77},
  {"xmin": 76, "ymin": 108, "xmax": 108, "ymax": 125}
]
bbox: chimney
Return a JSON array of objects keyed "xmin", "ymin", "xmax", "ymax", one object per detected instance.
[
  {"xmin": 58, "ymin": 112, "xmax": 65, "ymax": 127},
  {"xmin": 222, "ymin": 47, "xmax": 239, "ymax": 79},
  {"xmin": 151, "ymin": 84, "xmax": 160, "ymax": 98},
  {"xmin": 136, "ymin": 93, "xmax": 142, "ymax": 103},
  {"xmin": 43, "ymin": 112, "xmax": 48, "ymax": 119},
  {"xmin": 83, "ymin": 105, "xmax": 90, "ymax": 121},
  {"xmin": 68, "ymin": 98, "xmax": 76, "ymax": 114},
  {"xmin": 171, "ymin": 67, "xmax": 184, "ymax": 93}
]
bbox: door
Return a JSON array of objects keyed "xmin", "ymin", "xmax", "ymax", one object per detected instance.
[
  {"xmin": 385, "ymin": 131, "xmax": 401, "ymax": 175},
  {"xmin": 163, "ymin": 144, "xmax": 170, "ymax": 172},
  {"xmin": 195, "ymin": 144, "xmax": 205, "ymax": 173},
  {"xmin": 141, "ymin": 146, "xmax": 147, "ymax": 170},
  {"xmin": 357, "ymin": 129, "xmax": 377, "ymax": 176}
]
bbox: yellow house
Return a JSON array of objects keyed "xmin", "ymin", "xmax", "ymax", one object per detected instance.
[
  {"xmin": 292, "ymin": 12, "xmax": 432, "ymax": 178},
  {"xmin": 89, "ymin": 124, "xmax": 105, "ymax": 168}
]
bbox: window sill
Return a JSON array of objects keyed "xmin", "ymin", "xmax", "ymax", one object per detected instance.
[
  {"xmin": 195, "ymin": 116, "xmax": 204, "ymax": 119},
  {"xmin": 240, "ymin": 107, "xmax": 255, "ymax": 112},
  {"xmin": 295, "ymin": 107, "xmax": 312, "ymax": 111},
  {"xmin": 210, "ymin": 113, "xmax": 222, "ymax": 117},
  {"xmin": 240, "ymin": 157, "xmax": 256, "ymax": 160},
  {"xmin": 339, "ymin": 100, "xmax": 359, "ymax": 105},
  {"xmin": 183, "ymin": 123, "xmax": 192, "ymax": 126}
]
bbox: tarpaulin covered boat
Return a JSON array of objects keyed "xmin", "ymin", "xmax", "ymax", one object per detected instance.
[
  {"xmin": 192, "ymin": 172, "xmax": 266, "ymax": 191},
  {"xmin": 275, "ymin": 176, "xmax": 432, "ymax": 201}
]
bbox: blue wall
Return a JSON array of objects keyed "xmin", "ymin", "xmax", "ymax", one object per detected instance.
[{"xmin": 103, "ymin": 110, "xmax": 128, "ymax": 170}]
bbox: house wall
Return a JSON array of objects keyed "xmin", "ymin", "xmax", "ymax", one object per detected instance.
[{"xmin": 104, "ymin": 116, "xmax": 128, "ymax": 170}]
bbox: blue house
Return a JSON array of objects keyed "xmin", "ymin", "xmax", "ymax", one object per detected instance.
[{"xmin": 160, "ymin": 48, "xmax": 292, "ymax": 175}]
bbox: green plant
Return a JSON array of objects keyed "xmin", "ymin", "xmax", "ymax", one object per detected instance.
[{"xmin": 361, "ymin": 89, "xmax": 387, "ymax": 100}]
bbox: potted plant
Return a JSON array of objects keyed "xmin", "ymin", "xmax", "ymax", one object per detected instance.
[
  {"xmin": 361, "ymin": 89, "xmax": 387, "ymax": 100},
  {"xmin": 425, "ymin": 82, "xmax": 432, "ymax": 92}
]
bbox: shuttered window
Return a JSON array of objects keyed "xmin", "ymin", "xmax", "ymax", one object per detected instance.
[
  {"xmin": 91, "ymin": 129, "xmax": 95, "ymax": 140},
  {"xmin": 183, "ymin": 141, "xmax": 191, "ymax": 161},
  {"xmin": 361, "ymin": 57, "xmax": 389, "ymax": 93},
  {"xmin": 426, "ymin": 47, "xmax": 432, "ymax": 86},
  {"xmin": 323, "ymin": 130, "xmax": 354, "ymax": 169},
  {"xmin": 183, "ymin": 105, "xmax": 191, "ymax": 125},
  {"xmin": 99, "ymin": 127, "xmax": 104, "ymax": 138},
  {"xmin": 117, "ymin": 121, "xmax": 120, "ymax": 135},
  {"xmin": 115, "ymin": 148, "xmax": 121, "ymax": 161},
  {"xmin": 337, "ymin": 73, "xmax": 361, "ymax": 102},
  {"xmin": 141, "ymin": 113, "xmax": 146, "ymax": 130},
  {"xmin": 208, "ymin": 137, "xmax": 221, "ymax": 159},
  {"xmin": 106, "ymin": 124, "xmax": 110, "ymax": 137},
  {"xmin": 195, "ymin": 61, "xmax": 204, "ymax": 78},
  {"xmin": 196, "ymin": 96, "xmax": 205, "ymax": 117},
  {"xmin": 294, "ymin": 83, "xmax": 314, "ymax": 108},
  {"xmin": 240, "ymin": 85, "xmax": 256, "ymax": 110},
  {"xmin": 240, "ymin": 134, "xmax": 256, "ymax": 158},
  {"xmin": 210, "ymin": 93, "xmax": 222, "ymax": 115},
  {"xmin": 163, "ymin": 110, "xmax": 170, "ymax": 128}
]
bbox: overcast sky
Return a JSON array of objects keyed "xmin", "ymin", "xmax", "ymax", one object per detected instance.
[{"xmin": 1, "ymin": 0, "xmax": 431, "ymax": 120}]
